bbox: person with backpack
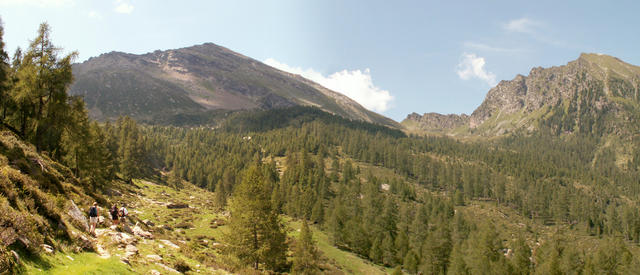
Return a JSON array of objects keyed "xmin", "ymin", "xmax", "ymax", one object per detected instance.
[
  {"xmin": 88, "ymin": 202, "xmax": 99, "ymax": 236},
  {"xmin": 110, "ymin": 204, "xmax": 119, "ymax": 225},
  {"xmin": 119, "ymin": 204, "xmax": 128, "ymax": 224}
]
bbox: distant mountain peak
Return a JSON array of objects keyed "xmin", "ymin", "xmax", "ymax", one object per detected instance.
[
  {"xmin": 404, "ymin": 53, "xmax": 640, "ymax": 137},
  {"xmin": 69, "ymin": 43, "xmax": 398, "ymax": 128}
]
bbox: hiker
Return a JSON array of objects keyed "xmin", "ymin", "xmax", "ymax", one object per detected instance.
[
  {"xmin": 119, "ymin": 204, "xmax": 129, "ymax": 224},
  {"xmin": 110, "ymin": 204, "xmax": 119, "ymax": 225},
  {"xmin": 88, "ymin": 202, "xmax": 99, "ymax": 236}
]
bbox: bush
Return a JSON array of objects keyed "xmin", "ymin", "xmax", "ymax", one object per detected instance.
[{"xmin": 174, "ymin": 259, "xmax": 191, "ymax": 273}]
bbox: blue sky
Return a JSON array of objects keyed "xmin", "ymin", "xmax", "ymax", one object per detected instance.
[{"xmin": 1, "ymin": 0, "xmax": 639, "ymax": 121}]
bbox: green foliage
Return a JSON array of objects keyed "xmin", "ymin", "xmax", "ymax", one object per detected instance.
[
  {"xmin": 222, "ymin": 164, "xmax": 288, "ymax": 271},
  {"xmin": 292, "ymin": 221, "xmax": 320, "ymax": 274}
]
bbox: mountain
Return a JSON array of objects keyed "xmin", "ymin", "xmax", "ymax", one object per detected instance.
[
  {"xmin": 69, "ymin": 43, "xmax": 398, "ymax": 128},
  {"xmin": 403, "ymin": 53, "xmax": 640, "ymax": 137},
  {"xmin": 402, "ymin": 112, "xmax": 469, "ymax": 134}
]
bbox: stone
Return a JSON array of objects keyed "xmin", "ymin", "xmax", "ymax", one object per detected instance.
[
  {"xmin": 10, "ymin": 250, "xmax": 20, "ymax": 264},
  {"xmin": 67, "ymin": 200, "xmax": 89, "ymax": 232},
  {"xmin": 142, "ymin": 219, "xmax": 155, "ymax": 227},
  {"xmin": 160, "ymin": 239, "xmax": 180, "ymax": 249},
  {"xmin": 149, "ymin": 270, "xmax": 161, "ymax": 275},
  {"xmin": 157, "ymin": 263, "xmax": 180, "ymax": 274},
  {"xmin": 132, "ymin": 225, "xmax": 154, "ymax": 239},
  {"xmin": 41, "ymin": 244, "xmax": 54, "ymax": 254},
  {"xmin": 166, "ymin": 203, "xmax": 189, "ymax": 209},
  {"xmin": 146, "ymin": 254, "xmax": 162, "ymax": 262}
]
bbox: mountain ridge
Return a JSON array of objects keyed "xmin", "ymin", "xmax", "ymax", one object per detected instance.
[
  {"xmin": 403, "ymin": 53, "xmax": 640, "ymax": 137},
  {"xmin": 69, "ymin": 43, "xmax": 399, "ymax": 128}
]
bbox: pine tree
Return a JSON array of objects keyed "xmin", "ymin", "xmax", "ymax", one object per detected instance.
[
  {"xmin": 292, "ymin": 221, "xmax": 320, "ymax": 274},
  {"xmin": 222, "ymin": 164, "xmax": 288, "ymax": 271}
]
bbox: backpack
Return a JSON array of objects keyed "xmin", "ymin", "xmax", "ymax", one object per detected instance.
[
  {"xmin": 119, "ymin": 207, "xmax": 127, "ymax": 217},
  {"xmin": 89, "ymin": 206, "xmax": 97, "ymax": 217}
]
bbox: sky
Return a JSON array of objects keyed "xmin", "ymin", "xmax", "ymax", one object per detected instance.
[{"xmin": 1, "ymin": 0, "xmax": 639, "ymax": 121}]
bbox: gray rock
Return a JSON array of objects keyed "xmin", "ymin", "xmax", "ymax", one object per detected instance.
[
  {"xmin": 41, "ymin": 244, "xmax": 54, "ymax": 253},
  {"xmin": 132, "ymin": 225, "xmax": 153, "ymax": 239},
  {"xmin": 146, "ymin": 254, "xmax": 162, "ymax": 262},
  {"xmin": 67, "ymin": 200, "xmax": 89, "ymax": 232},
  {"xmin": 10, "ymin": 250, "xmax": 20, "ymax": 264}
]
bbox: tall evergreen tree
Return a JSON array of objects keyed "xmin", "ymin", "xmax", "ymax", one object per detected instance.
[
  {"xmin": 222, "ymin": 164, "xmax": 288, "ymax": 271},
  {"xmin": 292, "ymin": 221, "xmax": 320, "ymax": 274}
]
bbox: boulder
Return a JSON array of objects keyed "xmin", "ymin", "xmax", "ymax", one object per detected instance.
[
  {"xmin": 41, "ymin": 244, "xmax": 54, "ymax": 254},
  {"xmin": 149, "ymin": 270, "xmax": 161, "ymax": 275},
  {"xmin": 142, "ymin": 219, "xmax": 155, "ymax": 227},
  {"xmin": 132, "ymin": 225, "xmax": 154, "ymax": 239},
  {"xmin": 166, "ymin": 203, "xmax": 189, "ymax": 209},
  {"xmin": 146, "ymin": 254, "xmax": 162, "ymax": 262},
  {"xmin": 124, "ymin": 244, "xmax": 138, "ymax": 258},
  {"xmin": 67, "ymin": 200, "xmax": 89, "ymax": 232},
  {"xmin": 160, "ymin": 239, "xmax": 180, "ymax": 249},
  {"xmin": 10, "ymin": 250, "xmax": 20, "ymax": 265}
]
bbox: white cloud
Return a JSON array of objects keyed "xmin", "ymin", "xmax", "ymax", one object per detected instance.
[
  {"xmin": 114, "ymin": 0, "xmax": 134, "ymax": 14},
  {"xmin": 87, "ymin": 10, "xmax": 102, "ymax": 19},
  {"xmin": 264, "ymin": 58, "xmax": 393, "ymax": 112},
  {"xmin": 503, "ymin": 17, "xmax": 542, "ymax": 34},
  {"xmin": 456, "ymin": 53, "xmax": 497, "ymax": 87},
  {"xmin": 0, "ymin": 0, "xmax": 73, "ymax": 7}
]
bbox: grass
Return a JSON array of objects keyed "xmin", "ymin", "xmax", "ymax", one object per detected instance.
[
  {"xmin": 287, "ymin": 219, "xmax": 392, "ymax": 275},
  {"xmin": 21, "ymin": 252, "xmax": 133, "ymax": 275}
]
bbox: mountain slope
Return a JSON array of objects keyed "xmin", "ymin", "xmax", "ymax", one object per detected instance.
[
  {"xmin": 70, "ymin": 43, "xmax": 398, "ymax": 128},
  {"xmin": 403, "ymin": 53, "xmax": 640, "ymax": 137}
]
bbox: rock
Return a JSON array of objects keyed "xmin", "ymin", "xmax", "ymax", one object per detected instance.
[
  {"xmin": 159, "ymin": 224, "xmax": 172, "ymax": 231},
  {"xmin": 149, "ymin": 270, "xmax": 161, "ymax": 275},
  {"xmin": 146, "ymin": 254, "xmax": 162, "ymax": 262},
  {"xmin": 67, "ymin": 200, "xmax": 89, "ymax": 232},
  {"xmin": 121, "ymin": 223, "xmax": 134, "ymax": 234},
  {"xmin": 111, "ymin": 232, "xmax": 136, "ymax": 246},
  {"xmin": 133, "ymin": 225, "xmax": 154, "ymax": 239},
  {"xmin": 125, "ymin": 244, "xmax": 138, "ymax": 256},
  {"xmin": 41, "ymin": 244, "xmax": 54, "ymax": 254},
  {"xmin": 142, "ymin": 219, "xmax": 155, "ymax": 227},
  {"xmin": 78, "ymin": 234, "xmax": 94, "ymax": 252},
  {"xmin": 160, "ymin": 239, "xmax": 180, "ymax": 249},
  {"xmin": 166, "ymin": 203, "xmax": 189, "ymax": 209},
  {"xmin": 10, "ymin": 250, "xmax": 20, "ymax": 264},
  {"xmin": 157, "ymin": 263, "xmax": 180, "ymax": 274},
  {"xmin": 66, "ymin": 255, "xmax": 74, "ymax": 261},
  {"xmin": 121, "ymin": 258, "xmax": 130, "ymax": 265}
]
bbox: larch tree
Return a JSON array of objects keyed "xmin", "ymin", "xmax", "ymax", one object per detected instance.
[{"xmin": 222, "ymin": 164, "xmax": 288, "ymax": 271}]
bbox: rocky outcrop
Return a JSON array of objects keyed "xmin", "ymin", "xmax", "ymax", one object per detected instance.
[
  {"xmin": 406, "ymin": 53, "xmax": 640, "ymax": 136},
  {"xmin": 67, "ymin": 200, "xmax": 89, "ymax": 232},
  {"xmin": 468, "ymin": 53, "xmax": 639, "ymax": 134},
  {"xmin": 403, "ymin": 112, "xmax": 469, "ymax": 132}
]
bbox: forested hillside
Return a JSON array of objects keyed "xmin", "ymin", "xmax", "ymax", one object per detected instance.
[{"xmin": 2, "ymin": 19, "xmax": 640, "ymax": 275}]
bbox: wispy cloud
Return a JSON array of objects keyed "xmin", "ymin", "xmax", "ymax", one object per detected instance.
[
  {"xmin": 463, "ymin": 42, "xmax": 525, "ymax": 53},
  {"xmin": 0, "ymin": 0, "xmax": 74, "ymax": 7},
  {"xmin": 114, "ymin": 0, "xmax": 134, "ymax": 14},
  {"xmin": 264, "ymin": 58, "xmax": 394, "ymax": 112},
  {"xmin": 503, "ymin": 17, "xmax": 542, "ymax": 34},
  {"xmin": 456, "ymin": 53, "xmax": 497, "ymax": 87}
]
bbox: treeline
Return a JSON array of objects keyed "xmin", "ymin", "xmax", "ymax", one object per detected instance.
[
  {"xmin": 0, "ymin": 21, "xmax": 151, "ymax": 189},
  {"xmin": 141, "ymin": 107, "xmax": 640, "ymax": 273}
]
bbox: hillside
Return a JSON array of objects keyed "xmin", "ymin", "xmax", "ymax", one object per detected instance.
[
  {"xmin": 403, "ymin": 53, "xmax": 640, "ymax": 137},
  {"xmin": 69, "ymin": 43, "xmax": 398, "ymax": 128},
  {"xmin": 0, "ymin": 130, "xmax": 109, "ymax": 273}
]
